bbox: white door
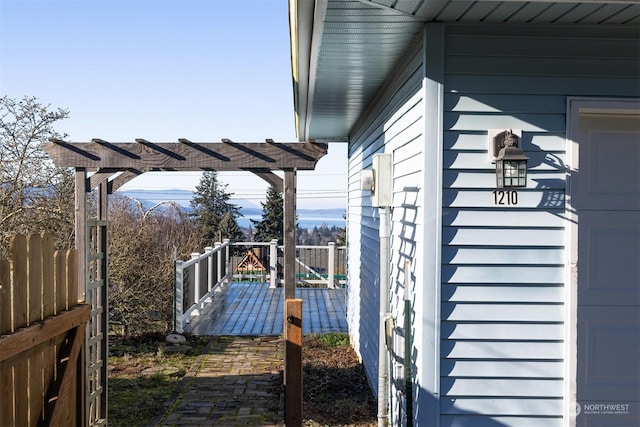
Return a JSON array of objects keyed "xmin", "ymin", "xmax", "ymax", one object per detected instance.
[{"xmin": 573, "ymin": 108, "xmax": 640, "ymax": 426}]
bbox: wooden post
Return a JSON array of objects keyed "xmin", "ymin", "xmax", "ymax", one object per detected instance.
[
  {"xmin": 283, "ymin": 169, "xmax": 297, "ymax": 300},
  {"xmin": 74, "ymin": 168, "xmax": 87, "ymax": 303},
  {"xmin": 285, "ymin": 299, "xmax": 303, "ymax": 427},
  {"xmin": 283, "ymin": 169, "xmax": 297, "ymax": 395}
]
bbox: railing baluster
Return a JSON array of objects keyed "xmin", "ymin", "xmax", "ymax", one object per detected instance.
[
  {"xmin": 270, "ymin": 239, "xmax": 278, "ymax": 289},
  {"xmin": 191, "ymin": 253, "xmax": 200, "ymax": 313},
  {"xmin": 175, "ymin": 260, "xmax": 184, "ymax": 333},
  {"xmin": 205, "ymin": 247, "xmax": 214, "ymax": 297},
  {"xmin": 328, "ymin": 242, "xmax": 336, "ymax": 289}
]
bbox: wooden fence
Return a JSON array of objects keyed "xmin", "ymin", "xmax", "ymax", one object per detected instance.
[{"xmin": 0, "ymin": 233, "xmax": 90, "ymax": 427}]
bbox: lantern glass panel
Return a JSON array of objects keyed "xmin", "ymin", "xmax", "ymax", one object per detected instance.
[
  {"xmin": 496, "ymin": 161, "xmax": 504, "ymax": 187},
  {"xmin": 497, "ymin": 159, "xmax": 527, "ymax": 188}
]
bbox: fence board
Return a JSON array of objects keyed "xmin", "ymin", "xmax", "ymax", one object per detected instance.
[
  {"xmin": 0, "ymin": 359, "xmax": 15, "ymax": 425},
  {"xmin": 0, "ymin": 258, "xmax": 13, "ymax": 423},
  {"xmin": 28, "ymin": 234, "xmax": 43, "ymax": 324},
  {"xmin": 0, "ymin": 259, "xmax": 10, "ymax": 334},
  {"xmin": 11, "ymin": 235, "xmax": 28, "ymax": 328},
  {"xmin": 42, "ymin": 240, "xmax": 57, "ymax": 422},
  {"xmin": 27, "ymin": 234, "xmax": 44, "ymax": 426},
  {"xmin": 42, "ymin": 234, "xmax": 55, "ymax": 318},
  {"xmin": 55, "ymin": 250, "xmax": 66, "ymax": 314},
  {"xmin": 10, "ymin": 234, "xmax": 29, "ymax": 424},
  {"xmin": 67, "ymin": 250, "xmax": 78, "ymax": 307}
]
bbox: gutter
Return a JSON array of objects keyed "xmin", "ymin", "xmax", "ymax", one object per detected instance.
[{"xmin": 288, "ymin": 0, "xmax": 322, "ymax": 142}]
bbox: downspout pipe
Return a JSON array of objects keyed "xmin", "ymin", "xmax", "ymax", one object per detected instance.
[
  {"xmin": 378, "ymin": 206, "xmax": 391, "ymax": 427},
  {"xmin": 404, "ymin": 261, "xmax": 413, "ymax": 427}
]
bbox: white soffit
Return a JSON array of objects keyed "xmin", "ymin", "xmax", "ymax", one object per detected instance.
[{"xmin": 292, "ymin": 0, "xmax": 640, "ymax": 141}]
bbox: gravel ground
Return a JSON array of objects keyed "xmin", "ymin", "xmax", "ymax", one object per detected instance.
[{"xmin": 302, "ymin": 334, "xmax": 377, "ymax": 426}]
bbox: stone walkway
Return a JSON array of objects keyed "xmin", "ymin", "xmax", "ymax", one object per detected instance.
[{"xmin": 150, "ymin": 336, "xmax": 284, "ymax": 427}]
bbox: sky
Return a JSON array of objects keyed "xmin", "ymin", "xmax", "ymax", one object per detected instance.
[{"xmin": 0, "ymin": 0, "xmax": 348, "ymax": 209}]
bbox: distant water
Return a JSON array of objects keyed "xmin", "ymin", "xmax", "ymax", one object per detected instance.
[
  {"xmin": 117, "ymin": 189, "xmax": 346, "ymax": 230},
  {"xmin": 238, "ymin": 215, "xmax": 345, "ymax": 230}
]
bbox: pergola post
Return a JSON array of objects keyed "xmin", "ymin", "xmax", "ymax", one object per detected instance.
[
  {"xmin": 74, "ymin": 168, "xmax": 88, "ymax": 426},
  {"xmin": 283, "ymin": 169, "xmax": 303, "ymax": 426},
  {"xmin": 74, "ymin": 168, "xmax": 87, "ymax": 303},
  {"xmin": 283, "ymin": 169, "xmax": 297, "ymax": 300}
]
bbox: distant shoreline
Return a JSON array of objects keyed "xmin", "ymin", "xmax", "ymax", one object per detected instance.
[
  {"xmin": 237, "ymin": 216, "xmax": 345, "ymax": 230},
  {"xmin": 118, "ymin": 189, "xmax": 346, "ymax": 230}
]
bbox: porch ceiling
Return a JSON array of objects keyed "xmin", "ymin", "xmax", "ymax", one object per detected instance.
[{"xmin": 290, "ymin": 0, "xmax": 640, "ymax": 142}]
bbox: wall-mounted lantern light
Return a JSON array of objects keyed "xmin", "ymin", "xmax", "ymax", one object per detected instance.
[{"xmin": 493, "ymin": 130, "xmax": 528, "ymax": 188}]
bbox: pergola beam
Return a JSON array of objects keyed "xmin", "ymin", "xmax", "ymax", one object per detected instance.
[
  {"xmin": 109, "ymin": 169, "xmax": 145, "ymax": 193},
  {"xmin": 88, "ymin": 169, "xmax": 119, "ymax": 190},
  {"xmin": 43, "ymin": 139, "xmax": 327, "ymax": 171},
  {"xmin": 251, "ymin": 169, "xmax": 284, "ymax": 192}
]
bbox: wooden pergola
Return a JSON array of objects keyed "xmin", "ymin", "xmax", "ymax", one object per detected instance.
[{"xmin": 43, "ymin": 138, "xmax": 327, "ymax": 426}]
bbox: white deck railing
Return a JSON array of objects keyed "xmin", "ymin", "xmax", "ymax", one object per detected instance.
[
  {"xmin": 174, "ymin": 240, "xmax": 346, "ymax": 333},
  {"xmin": 174, "ymin": 240, "xmax": 232, "ymax": 333}
]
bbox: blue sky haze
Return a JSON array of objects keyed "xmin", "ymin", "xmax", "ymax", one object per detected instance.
[{"xmin": 0, "ymin": 0, "xmax": 347, "ymax": 208}]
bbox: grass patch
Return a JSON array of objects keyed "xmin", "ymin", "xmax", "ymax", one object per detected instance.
[
  {"xmin": 307, "ymin": 331, "xmax": 350, "ymax": 347},
  {"xmin": 108, "ymin": 376, "xmax": 177, "ymax": 426},
  {"xmin": 107, "ymin": 334, "xmax": 209, "ymax": 427}
]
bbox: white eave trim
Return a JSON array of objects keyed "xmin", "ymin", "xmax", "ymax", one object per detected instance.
[
  {"xmin": 290, "ymin": 0, "xmax": 312, "ymax": 141},
  {"xmin": 290, "ymin": 0, "xmax": 326, "ymax": 142},
  {"xmin": 304, "ymin": 0, "xmax": 328, "ymax": 143}
]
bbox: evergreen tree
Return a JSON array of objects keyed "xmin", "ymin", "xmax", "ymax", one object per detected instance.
[
  {"xmin": 190, "ymin": 171, "xmax": 241, "ymax": 244},
  {"xmin": 219, "ymin": 211, "xmax": 243, "ymax": 241},
  {"xmin": 252, "ymin": 185, "xmax": 283, "ymax": 243}
]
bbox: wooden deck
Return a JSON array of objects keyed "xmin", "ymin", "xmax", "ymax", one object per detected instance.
[{"xmin": 184, "ymin": 282, "xmax": 347, "ymax": 336}]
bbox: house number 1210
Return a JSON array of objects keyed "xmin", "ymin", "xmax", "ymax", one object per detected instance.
[{"xmin": 492, "ymin": 190, "xmax": 518, "ymax": 205}]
